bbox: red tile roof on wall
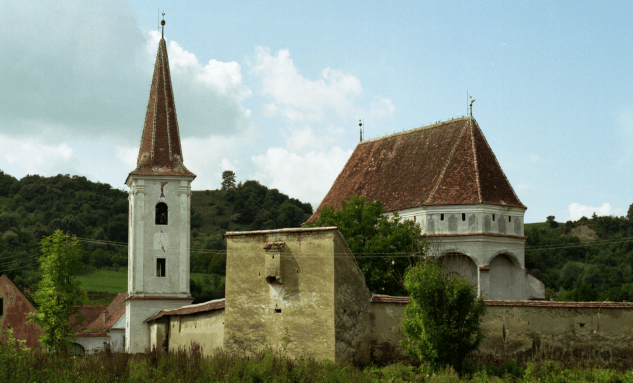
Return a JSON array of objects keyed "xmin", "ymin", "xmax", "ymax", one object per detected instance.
[
  {"xmin": 127, "ymin": 35, "xmax": 195, "ymax": 182},
  {"xmin": 370, "ymin": 295, "xmax": 633, "ymax": 308},
  {"xmin": 309, "ymin": 117, "xmax": 524, "ymax": 222},
  {"xmin": 145, "ymin": 298, "xmax": 225, "ymax": 322}
]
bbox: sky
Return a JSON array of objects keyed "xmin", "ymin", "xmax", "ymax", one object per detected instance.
[{"xmin": 1, "ymin": 1, "xmax": 632, "ymax": 224}]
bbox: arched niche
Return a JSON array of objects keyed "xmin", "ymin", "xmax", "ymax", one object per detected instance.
[
  {"xmin": 155, "ymin": 202, "xmax": 168, "ymax": 225},
  {"xmin": 489, "ymin": 254, "xmax": 523, "ymax": 300},
  {"xmin": 437, "ymin": 252, "xmax": 478, "ymax": 286}
]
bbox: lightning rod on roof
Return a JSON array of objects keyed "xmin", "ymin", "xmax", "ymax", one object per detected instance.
[
  {"xmin": 161, "ymin": 12, "xmax": 166, "ymax": 37},
  {"xmin": 359, "ymin": 119, "xmax": 364, "ymax": 142}
]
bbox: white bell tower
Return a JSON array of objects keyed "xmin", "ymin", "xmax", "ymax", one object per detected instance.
[{"xmin": 125, "ymin": 18, "xmax": 195, "ymax": 353}]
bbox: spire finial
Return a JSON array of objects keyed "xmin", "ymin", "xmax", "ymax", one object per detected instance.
[{"xmin": 161, "ymin": 12, "xmax": 166, "ymax": 38}]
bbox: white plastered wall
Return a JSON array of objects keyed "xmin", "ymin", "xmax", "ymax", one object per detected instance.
[{"xmin": 386, "ymin": 204, "xmax": 544, "ymax": 300}]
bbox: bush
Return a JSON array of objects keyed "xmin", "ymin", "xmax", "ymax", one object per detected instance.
[{"xmin": 400, "ymin": 259, "xmax": 486, "ymax": 375}]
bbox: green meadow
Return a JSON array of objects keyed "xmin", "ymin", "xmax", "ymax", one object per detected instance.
[{"xmin": 77, "ymin": 267, "xmax": 222, "ymax": 294}]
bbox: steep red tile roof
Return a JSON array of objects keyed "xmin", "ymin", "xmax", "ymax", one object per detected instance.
[
  {"xmin": 309, "ymin": 117, "xmax": 524, "ymax": 222},
  {"xmin": 146, "ymin": 298, "xmax": 225, "ymax": 322},
  {"xmin": 81, "ymin": 292, "xmax": 127, "ymax": 333},
  {"xmin": 70, "ymin": 305, "xmax": 106, "ymax": 333},
  {"xmin": 127, "ymin": 34, "xmax": 195, "ymax": 182}
]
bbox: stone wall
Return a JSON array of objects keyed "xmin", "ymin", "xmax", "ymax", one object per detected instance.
[
  {"xmin": 168, "ymin": 310, "xmax": 225, "ymax": 355},
  {"xmin": 369, "ymin": 299, "xmax": 633, "ymax": 364},
  {"xmin": 224, "ymin": 227, "xmax": 373, "ymax": 361}
]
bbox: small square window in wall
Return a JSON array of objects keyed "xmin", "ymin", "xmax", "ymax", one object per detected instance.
[{"xmin": 157, "ymin": 258, "xmax": 166, "ymax": 277}]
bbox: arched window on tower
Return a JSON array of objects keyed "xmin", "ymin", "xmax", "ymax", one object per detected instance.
[{"xmin": 156, "ymin": 203, "xmax": 168, "ymax": 225}]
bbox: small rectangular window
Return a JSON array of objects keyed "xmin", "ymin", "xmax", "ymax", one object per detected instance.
[
  {"xmin": 274, "ymin": 308, "xmax": 281, "ymax": 314},
  {"xmin": 492, "ymin": 214, "xmax": 495, "ymax": 221},
  {"xmin": 413, "ymin": 216, "xmax": 416, "ymax": 222},
  {"xmin": 441, "ymin": 214, "xmax": 444, "ymax": 221},
  {"xmin": 462, "ymin": 213, "xmax": 466, "ymax": 221},
  {"xmin": 157, "ymin": 258, "xmax": 166, "ymax": 277},
  {"xmin": 509, "ymin": 216, "xmax": 512, "ymax": 222},
  {"xmin": 0, "ymin": 298, "xmax": 3, "ymax": 316}
]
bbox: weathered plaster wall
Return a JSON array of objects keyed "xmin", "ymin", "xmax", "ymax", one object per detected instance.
[
  {"xmin": 125, "ymin": 298, "xmax": 192, "ymax": 353},
  {"xmin": 390, "ymin": 205, "xmax": 526, "ymax": 237},
  {"xmin": 127, "ymin": 177, "xmax": 193, "ymax": 297},
  {"xmin": 333, "ymin": 235, "xmax": 372, "ymax": 363},
  {"xmin": 0, "ymin": 275, "xmax": 43, "ymax": 348},
  {"xmin": 150, "ymin": 321, "xmax": 168, "ymax": 351},
  {"xmin": 369, "ymin": 301, "xmax": 633, "ymax": 364},
  {"xmin": 168, "ymin": 310, "xmax": 225, "ymax": 355},
  {"xmin": 74, "ymin": 335, "xmax": 110, "ymax": 354},
  {"xmin": 369, "ymin": 302, "xmax": 406, "ymax": 348},
  {"xmin": 224, "ymin": 229, "xmax": 338, "ymax": 360},
  {"xmin": 480, "ymin": 303, "xmax": 633, "ymax": 362}
]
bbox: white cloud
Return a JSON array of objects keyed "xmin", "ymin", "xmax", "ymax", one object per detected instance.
[
  {"xmin": 0, "ymin": 135, "xmax": 78, "ymax": 177},
  {"xmin": 568, "ymin": 202, "xmax": 613, "ymax": 220},
  {"xmin": 252, "ymin": 146, "xmax": 353, "ymax": 208},
  {"xmin": 116, "ymin": 146, "xmax": 138, "ymax": 170},
  {"xmin": 250, "ymin": 47, "xmax": 363, "ymax": 123}
]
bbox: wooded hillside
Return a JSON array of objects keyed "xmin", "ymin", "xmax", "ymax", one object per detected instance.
[
  {"xmin": 525, "ymin": 211, "xmax": 633, "ymax": 301},
  {"xmin": 0, "ymin": 171, "xmax": 312, "ymax": 303}
]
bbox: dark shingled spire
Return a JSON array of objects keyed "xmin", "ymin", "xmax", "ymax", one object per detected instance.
[
  {"xmin": 309, "ymin": 116, "xmax": 524, "ymax": 222},
  {"xmin": 127, "ymin": 32, "xmax": 195, "ymax": 181}
]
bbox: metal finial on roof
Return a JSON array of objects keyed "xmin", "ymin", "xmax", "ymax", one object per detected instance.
[
  {"xmin": 469, "ymin": 97, "xmax": 476, "ymax": 117},
  {"xmin": 161, "ymin": 12, "xmax": 166, "ymax": 38},
  {"xmin": 359, "ymin": 119, "xmax": 364, "ymax": 142}
]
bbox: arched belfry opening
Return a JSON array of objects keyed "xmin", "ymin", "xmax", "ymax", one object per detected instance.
[{"xmin": 155, "ymin": 202, "xmax": 168, "ymax": 225}]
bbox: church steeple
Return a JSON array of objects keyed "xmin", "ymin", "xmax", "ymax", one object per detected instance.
[{"xmin": 127, "ymin": 22, "xmax": 195, "ymax": 182}]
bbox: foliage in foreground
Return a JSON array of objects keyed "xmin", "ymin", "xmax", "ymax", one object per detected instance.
[
  {"xmin": 2, "ymin": 337, "xmax": 633, "ymax": 383},
  {"xmin": 27, "ymin": 230, "xmax": 88, "ymax": 351},
  {"xmin": 307, "ymin": 195, "xmax": 425, "ymax": 296},
  {"xmin": 401, "ymin": 259, "xmax": 487, "ymax": 375}
]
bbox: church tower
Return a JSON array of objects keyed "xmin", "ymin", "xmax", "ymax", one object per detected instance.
[{"xmin": 125, "ymin": 20, "xmax": 195, "ymax": 353}]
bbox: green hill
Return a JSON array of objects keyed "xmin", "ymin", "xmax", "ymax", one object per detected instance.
[
  {"xmin": 0, "ymin": 171, "xmax": 312, "ymax": 304},
  {"xmin": 525, "ymin": 212, "xmax": 633, "ymax": 301}
]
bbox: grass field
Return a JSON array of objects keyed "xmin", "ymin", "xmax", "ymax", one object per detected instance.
[{"xmin": 77, "ymin": 267, "xmax": 223, "ymax": 294}]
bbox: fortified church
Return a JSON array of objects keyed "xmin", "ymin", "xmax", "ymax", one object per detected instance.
[{"xmin": 14, "ymin": 23, "xmax": 631, "ymax": 362}]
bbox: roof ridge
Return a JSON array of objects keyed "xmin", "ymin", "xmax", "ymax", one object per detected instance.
[
  {"xmin": 361, "ymin": 116, "xmax": 470, "ymax": 144},
  {"xmin": 471, "ymin": 119, "xmax": 525, "ymax": 208},
  {"xmin": 424, "ymin": 121, "xmax": 469, "ymax": 205},
  {"xmin": 470, "ymin": 118, "xmax": 483, "ymax": 203}
]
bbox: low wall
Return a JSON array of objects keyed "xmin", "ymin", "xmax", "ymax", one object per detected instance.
[
  {"xmin": 169, "ymin": 310, "xmax": 224, "ymax": 355},
  {"xmin": 369, "ymin": 298, "xmax": 633, "ymax": 364}
]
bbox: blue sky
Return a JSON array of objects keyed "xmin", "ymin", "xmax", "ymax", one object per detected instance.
[{"xmin": 1, "ymin": 0, "xmax": 631, "ymax": 223}]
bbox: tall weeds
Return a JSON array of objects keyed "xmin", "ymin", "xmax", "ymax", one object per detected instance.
[{"xmin": 2, "ymin": 335, "xmax": 633, "ymax": 382}]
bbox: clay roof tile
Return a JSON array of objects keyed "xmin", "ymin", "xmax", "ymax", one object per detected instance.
[
  {"xmin": 309, "ymin": 117, "xmax": 524, "ymax": 222},
  {"xmin": 127, "ymin": 35, "xmax": 195, "ymax": 182}
]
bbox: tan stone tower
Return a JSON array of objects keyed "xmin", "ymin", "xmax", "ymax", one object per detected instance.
[{"xmin": 125, "ymin": 21, "xmax": 195, "ymax": 353}]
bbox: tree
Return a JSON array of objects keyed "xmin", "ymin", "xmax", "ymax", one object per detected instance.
[
  {"xmin": 306, "ymin": 196, "xmax": 424, "ymax": 295},
  {"xmin": 627, "ymin": 203, "xmax": 633, "ymax": 221},
  {"xmin": 221, "ymin": 170, "xmax": 236, "ymax": 191},
  {"xmin": 400, "ymin": 259, "xmax": 486, "ymax": 374},
  {"xmin": 546, "ymin": 215, "xmax": 558, "ymax": 228},
  {"xmin": 28, "ymin": 230, "xmax": 88, "ymax": 352}
]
